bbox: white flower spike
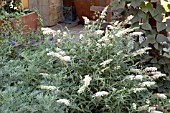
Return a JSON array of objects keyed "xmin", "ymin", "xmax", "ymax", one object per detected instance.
[
  {"xmin": 83, "ymin": 75, "xmax": 92, "ymax": 87},
  {"xmin": 57, "ymin": 99, "xmax": 70, "ymax": 106},
  {"xmin": 92, "ymin": 91, "xmax": 109, "ymax": 97},
  {"xmin": 100, "ymin": 59, "xmax": 113, "ymax": 67}
]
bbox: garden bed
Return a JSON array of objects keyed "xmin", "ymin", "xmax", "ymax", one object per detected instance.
[{"xmin": 0, "ymin": 0, "xmax": 170, "ymax": 113}]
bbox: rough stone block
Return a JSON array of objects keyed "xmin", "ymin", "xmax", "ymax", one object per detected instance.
[{"xmin": 29, "ymin": 0, "xmax": 63, "ymax": 26}]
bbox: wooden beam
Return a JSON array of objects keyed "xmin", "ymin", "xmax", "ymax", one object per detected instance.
[{"xmin": 90, "ymin": 6, "xmax": 112, "ymax": 12}]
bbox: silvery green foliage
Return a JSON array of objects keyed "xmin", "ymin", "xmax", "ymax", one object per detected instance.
[
  {"xmin": 0, "ymin": 18, "xmax": 62, "ymax": 112},
  {"xmin": 46, "ymin": 19, "xmax": 168, "ymax": 112}
]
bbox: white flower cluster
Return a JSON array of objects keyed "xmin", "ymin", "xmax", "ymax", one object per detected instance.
[
  {"xmin": 151, "ymin": 72, "xmax": 166, "ymax": 79},
  {"xmin": 100, "ymin": 59, "xmax": 113, "ymax": 67},
  {"xmin": 98, "ymin": 35, "xmax": 110, "ymax": 43},
  {"xmin": 39, "ymin": 85, "xmax": 57, "ymax": 90},
  {"xmin": 115, "ymin": 30, "xmax": 125, "ymax": 37},
  {"xmin": 42, "ymin": 28, "xmax": 67, "ymax": 38},
  {"xmin": 148, "ymin": 106, "xmax": 156, "ymax": 112},
  {"xmin": 125, "ymin": 75, "xmax": 135, "ymax": 80},
  {"xmin": 130, "ymin": 32, "xmax": 143, "ymax": 37},
  {"xmin": 132, "ymin": 47, "xmax": 151, "ymax": 56},
  {"xmin": 125, "ymin": 75, "xmax": 144, "ymax": 81},
  {"xmin": 148, "ymin": 107, "xmax": 163, "ymax": 113},
  {"xmin": 77, "ymin": 75, "xmax": 92, "ymax": 94},
  {"xmin": 139, "ymin": 105, "xmax": 163, "ymax": 113},
  {"xmin": 115, "ymin": 27, "xmax": 133, "ymax": 37},
  {"xmin": 82, "ymin": 16, "xmax": 91, "ymax": 24},
  {"xmin": 144, "ymin": 67, "xmax": 157, "ymax": 72},
  {"xmin": 94, "ymin": 30, "xmax": 104, "ymax": 35},
  {"xmin": 39, "ymin": 73, "xmax": 50, "ymax": 77},
  {"xmin": 153, "ymin": 93, "xmax": 167, "ymax": 99},
  {"xmin": 63, "ymin": 31, "xmax": 68, "ymax": 37},
  {"xmin": 99, "ymin": 6, "xmax": 108, "ymax": 19},
  {"xmin": 83, "ymin": 75, "xmax": 92, "ymax": 87},
  {"xmin": 77, "ymin": 86, "xmax": 86, "ymax": 94},
  {"xmin": 141, "ymin": 81, "xmax": 156, "ymax": 87},
  {"xmin": 47, "ymin": 49, "xmax": 71, "ymax": 62},
  {"xmin": 143, "ymin": 67, "xmax": 166, "ymax": 79},
  {"xmin": 113, "ymin": 65, "xmax": 121, "ymax": 70},
  {"xmin": 163, "ymin": 47, "xmax": 170, "ymax": 52},
  {"xmin": 112, "ymin": 87, "xmax": 117, "ymax": 92},
  {"xmin": 146, "ymin": 99, "xmax": 150, "ymax": 104},
  {"xmin": 132, "ymin": 103, "xmax": 137, "ymax": 110},
  {"xmin": 42, "ymin": 28, "xmax": 57, "ymax": 36},
  {"xmin": 79, "ymin": 34, "xmax": 84, "ymax": 39},
  {"xmin": 107, "ymin": 25, "xmax": 115, "ymax": 30},
  {"xmin": 137, "ymin": 105, "xmax": 149, "ymax": 111},
  {"xmin": 130, "ymin": 67, "xmax": 166, "ymax": 81},
  {"xmin": 150, "ymin": 71, "xmax": 162, "ymax": 75},
  {"xmin": 92, "ymin": 91, "xmax": 109, "ymax": 97},
  {"xmin": 57, "ymin": 99, "xmax": 70, "ymax": 106},
  {"xmin": 131, "ymin": 88, "xmax": 147, "ymax": 93},
  {"xmin": 133, "ymin": 75, "xmax": 143, "ymax": 81},
  {"xmin": 150, "ymin": 110, "xmax": 163, "ymax": 113},
  {"xmin": 130, "ymin": 68, "xmax": 142, "ymax": 74}
]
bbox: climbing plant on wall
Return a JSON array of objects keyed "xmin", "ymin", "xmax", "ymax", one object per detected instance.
[{"xmin": 111, "ymin": 0, "xmax": 170, "ymax": 75}]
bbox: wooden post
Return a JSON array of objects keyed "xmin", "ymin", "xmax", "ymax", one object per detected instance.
[
  {"xmin": 21, "ymin": 0, "xmax": 29, "ymax": 9},
  {"xmin": 29, "ymin": 0, "xmax": 64, "ymax": 26}
]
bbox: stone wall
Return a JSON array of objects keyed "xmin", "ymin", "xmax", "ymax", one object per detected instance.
[{"xmin": 29, "ymin": 0, "xmax": 64, "ymax": 26}]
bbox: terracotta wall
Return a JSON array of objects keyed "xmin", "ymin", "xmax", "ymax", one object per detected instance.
[{"xmin": 63, "ymin": 0, "xmax": 73, "ymax": 7}]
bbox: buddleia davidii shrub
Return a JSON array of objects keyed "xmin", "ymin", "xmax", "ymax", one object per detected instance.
[{"xmin": 46, "ymin": 16, "xmax": 169, "ymax": 112}]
